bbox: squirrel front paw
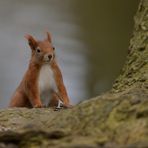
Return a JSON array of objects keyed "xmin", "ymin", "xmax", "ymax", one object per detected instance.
[{"xmin": 33, "ymin": 101, "xmax": 43, "ymax": 108}]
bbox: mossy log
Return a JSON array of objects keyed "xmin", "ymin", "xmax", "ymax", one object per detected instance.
[{"xmin": 0, "ymin": 0, "xmax": 148, "ymax": 147}]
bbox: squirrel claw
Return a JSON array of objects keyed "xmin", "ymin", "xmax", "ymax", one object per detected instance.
[{"xmin": 34, "ymin": 103, "xmax": 43, "ymax": 108}]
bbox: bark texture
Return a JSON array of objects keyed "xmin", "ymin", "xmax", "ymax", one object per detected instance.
[
  {"xmin": 0, "ymin": 0, "xmax": 148, "ymax": 147},
  {"xmin": 113, "ymin": 0, "xmax": 148, "ymax": 93}
]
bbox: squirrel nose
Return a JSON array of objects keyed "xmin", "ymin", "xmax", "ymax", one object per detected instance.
[{"xmin": 48, "ymin": 54, "xmax": 52, "ymax": 60}]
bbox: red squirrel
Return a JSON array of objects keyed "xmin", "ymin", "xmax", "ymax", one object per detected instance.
[{"xmin": 9, "ymin": 32, "xmax": 71, "ymax": 108}]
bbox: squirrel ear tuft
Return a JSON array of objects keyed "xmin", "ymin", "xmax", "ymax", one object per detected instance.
[
  {"xmin": 24, "ymin": 34, "xmax": 37, "ymax": 49},
  {"xmin": 46, "ymin": 32, "xmax": 52, "ymax": 43},
  {"xmin": 24, "ymin": 34, "xmax": 31, "ymax": 40}
]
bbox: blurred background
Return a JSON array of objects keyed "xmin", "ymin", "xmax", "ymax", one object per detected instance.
[{"xmin": 0, "ymin": 0, "xmax": 139, "ymax": 108}]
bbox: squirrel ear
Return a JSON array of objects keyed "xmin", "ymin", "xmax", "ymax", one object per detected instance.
[
  {"xmin": 46, "ymin": 32, "xmax": 52, "ymax": 43},
  {"xmin": 24, "ymin": 34, "xmax": 37, "ymax": 50}
]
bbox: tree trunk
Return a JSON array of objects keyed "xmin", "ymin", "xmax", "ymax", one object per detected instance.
[
  {"xmin": 0, "ymin": 0, "xmax": 147, "ymax": 147},
  {"xmin": 112, "ymin": 0, "xmax": 148, "ymax": 93}
]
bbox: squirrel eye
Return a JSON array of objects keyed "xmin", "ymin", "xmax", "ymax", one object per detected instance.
[
  {"xmin": 53, "ymin": 46, "xmax": 55, "ymax": 50},
  {"xmin": 36, "ymin": 47, "xmax": 41, "ymax": 53}
]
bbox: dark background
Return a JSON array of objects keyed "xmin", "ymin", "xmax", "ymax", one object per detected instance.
[{"xmin": 0, "ymin": 0, "xmax": 139, "ymax": 107}]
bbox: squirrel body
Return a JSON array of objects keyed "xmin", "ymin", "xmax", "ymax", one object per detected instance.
[
  {"xmin": 9, "ymin": 32, "xmax": 71, "ymax": 108},
  {"xmin": 39, "ymin": 64, "xmax": 57, "ymax": 106}
]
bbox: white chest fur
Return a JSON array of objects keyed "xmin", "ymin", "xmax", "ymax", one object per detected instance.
[{"xmin": 39, "ymin": 64, "xmax": 57, "ymax": 106}]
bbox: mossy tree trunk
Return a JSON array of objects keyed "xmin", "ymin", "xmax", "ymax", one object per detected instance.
[
  {"xmin": 0, "ymin": 0, "xmax": 148, "ymax": 147},
  {"xmin": 113, "ymin": 0, "xmax": 148, "ymax": 92}
]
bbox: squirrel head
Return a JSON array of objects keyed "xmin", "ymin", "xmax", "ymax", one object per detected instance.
[{"xmin": 25, "ymin": 32, "xmax": 55, "ymax": 65}]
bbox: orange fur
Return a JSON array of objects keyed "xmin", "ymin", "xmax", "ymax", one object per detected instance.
[{"xmin": 9, "ymin": 32, "xmax": 71, "ymax": 108}]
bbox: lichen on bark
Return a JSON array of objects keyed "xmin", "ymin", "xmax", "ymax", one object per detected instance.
[{"xmin": 0, "ymin": 0, "xmax": 148, "ymax": 147}]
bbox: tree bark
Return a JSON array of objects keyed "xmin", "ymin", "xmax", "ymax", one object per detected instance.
[
  {"xmin": 0, "ymin": 0, "xmax": 148, "ymax": 147},
  {"xmin": 113, "ymin": 0, "xmax": 148, "ymax": 93}
]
